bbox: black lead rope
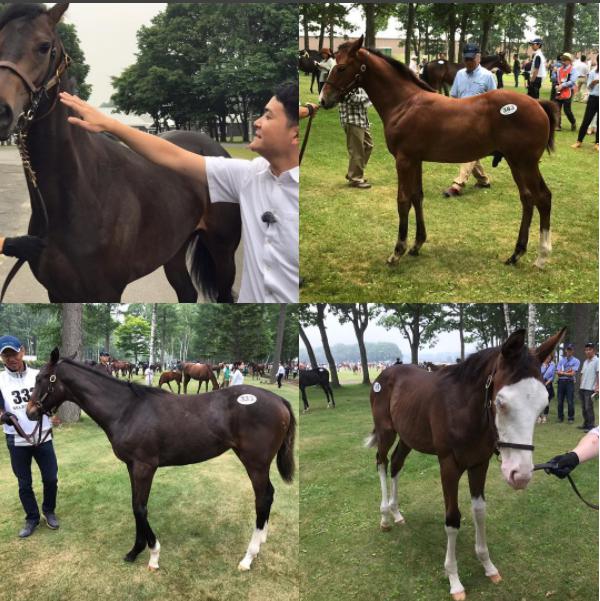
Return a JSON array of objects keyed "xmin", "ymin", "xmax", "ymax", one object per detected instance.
[
  {"xmin": 299, "ymin": 111, "xmax": 314, "ymax": 165},
  {"xmin": 534, "ymin": 462, "xmax": 599, "ymax": 510}
]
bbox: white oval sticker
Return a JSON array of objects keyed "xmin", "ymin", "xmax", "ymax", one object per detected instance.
[
  {"xmin": 373, "ymin": 382, "xmax": 381, "ymax": 393},
  {"xmin": 237, "ymin": 394, "xmax": 257, "ymax": 405},
  {"xmin": 500, "ymin": 104, "xmax": 517, "ymax": 116}
]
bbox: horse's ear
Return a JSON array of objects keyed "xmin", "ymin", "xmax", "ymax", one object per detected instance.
[
  {"xmin": 349, "ymin": 35, "xmax": 364, "ymax": 55},
  {"xmin": 50, "ymin": 347, "xmax": 60, "ymax": 364},
  {"xmin": 47, "ymin": 3, "xmax": 69, "ymax": 25},
  {"xmin": 501, "ymin": 329, "xmax": 526, "ymax": 359},
  {"xmin": 534, "ymin": 327, "xmax": 566, "ymax": 364}
]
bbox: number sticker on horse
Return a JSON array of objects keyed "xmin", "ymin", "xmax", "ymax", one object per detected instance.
[
  {"xmin": 373, "ymin": 382, "xmax": 381, "ymax": 393},
  {"xmin": 499, "ymin": 104, "xmax": 518, "ymax": 116},
  {"xmin": 237, "ymin": 394, "xmax": 257, "ymax": 405}
]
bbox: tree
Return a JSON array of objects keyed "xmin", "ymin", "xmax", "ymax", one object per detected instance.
[
  {"xmin": 58, "ymin": 304, "xmax": 82, "ymax": 423},
  {"xmin": 333, "ymin": 304, "xmax": 374, "ymax": 384},
  {"xmin": 270, "ymin": 304, "xmax": 287, "ymax": 383},
  {"xmin": 114, "ymin": 316, "xmax": 151, "ymax": 362},
  {"xmin": 299, "ymin": 326, "xmax": 318, "ymax": 368},
  {"xmin": 527, "ymin": 304, "xmax": 537, "ymax": 348},
  {"xmin": 148, "ymin": 304, "xmax": 157, "ymax": 365},
  {"xmin": 442, "ymin": 304, "xmax": 467, "ymax": 360},
  {"xmin": 315, "ymin": 304, "xmax": 340, "ymax": 387},
  {"xmin": 563, "ymin": 3, "xmax": 575, "ymax": 53}
]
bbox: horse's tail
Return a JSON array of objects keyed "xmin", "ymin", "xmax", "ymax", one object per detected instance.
[
  {"xmin": 420, "ymin": 63, "xmax": 429, "ymax": 84},
  {"xmin": 539, "ymin": 100, "xmax": 557, "ymax": 153},
  {"xmin": 364, "ymin": 430, "xmax": 377, "ymax": 448},
  {"xmin": 187, "ymin": 231, "xmax": 219, "ymax": 302},
  {"xmin": 276, "ymin": 399, "xmax": 296, "ymax": 483},
  {"xmin": 0, "ymin": 258, "xmax": 26, "ymax": 304}
]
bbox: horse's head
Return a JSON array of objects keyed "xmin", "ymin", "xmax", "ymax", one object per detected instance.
[
  {"xmin": 491, "ymin": 328, "xmax": 565, "ymax": 490},
  {"xmin": 320, "ymin": 35, "xmax": 366, "ymax": 109},
  {"xmin": 496, "ymin": 51, "xmax": 512, "ymax": 74},
  {"xmin": 26, "ymin": 346, "xmax": 69, "ymax": 420},
  {"xmin": 0, "ymin": 3, "xmax": 69, "ymax": 140}
]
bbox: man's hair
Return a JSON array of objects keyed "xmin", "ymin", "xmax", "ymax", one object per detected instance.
[
  {"xmin": 275, "ymin": 82, "xmax": 298, "ymax": 126},
  {"xmin": 581, "ymin": 54, "xmax": 586, "ymax": 61}
]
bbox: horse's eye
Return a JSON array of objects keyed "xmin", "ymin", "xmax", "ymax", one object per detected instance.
[
  {"xmin": 338, "ymin": 65, "xmax": 346, "ymax": 72},
  {"xmin": 495, "ymin": 397, "xmax": 505, "ymax": 409},
  {"xmin": 38, "ymin": 43, "xmax": 51, "ymax": 55}
]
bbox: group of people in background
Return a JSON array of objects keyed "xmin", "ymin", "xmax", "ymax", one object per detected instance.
[{"xmin": 539, "ymin": 342, "xmax": 598, "ymax": 432}]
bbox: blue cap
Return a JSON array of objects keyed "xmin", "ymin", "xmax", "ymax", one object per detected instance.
[
  {"xmin": 566, "ymin": 343, "xmax": 575, "ymax": 350},
  {"xmin": 463, "ymin": 44, "xmax": 480, "ymax": 59},
  {"xmin": 0, "ymin": 335, "xmax": 23, "ymax": 353},
  {"xmin": 99, "ymin": 350, "xmax": 110, "ymax": 357}
]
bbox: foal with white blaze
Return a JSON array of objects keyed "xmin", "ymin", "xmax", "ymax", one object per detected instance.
[{"xmin": 367, "ymin": 328, "xmax": 564, "ymax": 600}]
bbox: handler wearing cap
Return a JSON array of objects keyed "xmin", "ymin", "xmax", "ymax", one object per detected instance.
[
  {"xmin": 443, "ymin": 43, "xmax": 496, "ymax": 198},
  {"xmin": 0, "ymin": 335, "xmax": 59, "ymax": 537},
  {"xmin": 97, "ymin": 350, "xmax": 112, "ymax": 375},
  {"xmin": 556, "ymin": 343, "xmax": 580, "ymax": 424},
  {"xmin": 554, "ymin": 52, "xmax": 578, "ymax": 131},
  {"xmin": 527, "ymin": 38, "xmax": 546, "ymax": 99},
  {"xmin": 578, "ymin": 343, "xmax": 598, "ymax": 432}
]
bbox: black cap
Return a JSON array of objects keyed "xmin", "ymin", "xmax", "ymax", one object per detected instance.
[
  {"xmin": 99, "ymin": 350, "xmax": 110, "ymax": 357},
  {"xmin": 584, "ymin": 342, "xmax": 596, "ymax": 348},
  {"xmin": 463, "ymin": 43, "xmax": 480, "ymax": 59},
  {"xmin": 529, "ymin": 38, "xmax": 543, "ymax": 46},
  {"xmin": 565, "ymin": 343, "xmax": 575, "ymax": 350}
]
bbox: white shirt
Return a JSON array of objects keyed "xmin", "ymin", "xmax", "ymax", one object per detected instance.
[
  {"xmin": 231, "ymin": 369, "xmax": 244, "ymax": 386},
  {"xmin": 533, "ymin": 49, "xmax": 546, "ymax": 79},
  {"xmin": 573, "ymin": 59, "xmax": 590, "ymax": 78},
  {"xmin": 205, "ymin": 156, "xmax": 299, "ymax": 303},
  {"xmin": 144, "ymin": 368, "xmax": 153, "ymax": 385},
  {"xmin": 0, "ymin": 365, "xmax": 52, "ymax": 446},
  {"xmin": 277, "ymin": 365, "xmax": 285, "ymax": 376},
  {"xmin": 580, "ymin": 356, "xmax": 599, "ymax": 390}
]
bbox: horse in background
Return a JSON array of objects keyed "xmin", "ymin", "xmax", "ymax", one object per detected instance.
[
  {"xmin": 421, "ymin": 53, "xmax": 512, "ymax": 94},
  {"xmin": 158, "ymin": 370, "xmax": 182, "ymax": 394},
  {"xmin": 299, "ymin": 367, "xmax": 335, "ymax": 412},
  {"xmin": 298, "ymin": 49, "xmax": 320, "ymax": 93},
  {"xmin": 181, "ymin": 362, "xmax": 219, "ymax": 393}
]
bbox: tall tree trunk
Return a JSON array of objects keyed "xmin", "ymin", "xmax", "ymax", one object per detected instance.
[
  {"xmin": 480, "ymin": 5, "xmax": 495, "ymax": 53},
  {"xmin": 58, "ymin": 304, "xmax": 82, "ymax": 423},
  {"xmin": 316, "ymin": 304, "xmax": 340, "ymax": 387},
  {"xmin": 364, "ymin": 3, "xmax": 375, "ymax": 48},
  {"xmin": 405, "ymin": 3, "xmax": 415, "ymax": 65},
  {"xmin": 148, "ymin": 304, "xmax": 157, "ymax": 365},
  {"xmin": 447, "ymin": 6, "xmax": 457, "ymax": 62},
  {"xmin": 270, "ymin": 304, "xmax": 287, "ymax": 383},
  {"xmin": 318, "ymin": 17, "xmax": 325, "ymax": 51},
  {"xmin": 104, "ymin": 303, "xmax": 111, "ymax": 355},
  {"xmin": 458, "ymin": 10, "xmax": 468, "ymax": 62},
  {"xmin": 458, "ymin": 304, "xmax": 465, "ymax": 360},
  {"xmin": 299, "ymin": 326, "xmax": 318, "ymax": 368},
  {"xmin": 351, "ymin": 304, "xmax": 371, "ymax": 385},
  {"xmin": 527, "ymin": 304, "xmax": 537, "ymax": 348},
  {"xmin": 160, "ymin": 308, "xmax": 166, "ymax": 366},
  {"xmin": 563, "ymin": 3, "xmax": 575, "ymax": 53},
  {"xmin": 502, "ymin": 304, "xmax": 512, "ymax": 336},
  {"xmin": 302, "ymin": 10, "xmax": 310, "ymax": 49}
]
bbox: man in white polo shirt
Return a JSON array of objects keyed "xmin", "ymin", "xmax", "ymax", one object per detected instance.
[{"xmin": 59, "ymin": 83, "xmax": 299, "ymax": 302}]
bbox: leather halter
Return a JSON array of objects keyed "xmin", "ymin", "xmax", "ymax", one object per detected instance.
[
  {"xmin": 485, "ymin": 368, "xmax": 535, "ymax": 453},
  {"xmin": 323, "ymin": 50, "xmax": 370, "ymax": 100}
]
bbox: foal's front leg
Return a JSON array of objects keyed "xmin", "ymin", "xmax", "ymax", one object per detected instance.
[
  {"xmin": 125, "ymin": 461, "xmax": 160, "ymax": 570},
  {"xmin": 387, "ymin": 157, "xmax": 421, "ymax": 265}
]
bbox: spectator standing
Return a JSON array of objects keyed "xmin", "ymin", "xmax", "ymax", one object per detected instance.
[
  {"xmin": 578, "ymin": 343, "xmax": 599, "ymax": 432},
  {"xmin": 315, "ymin": 48, "xmax": 335, "ymax": 94},
  {"xmin": 538, "ymin": 354, "xmax": 556, "ymax": 424},
  {"xmin": 573, "ymin": 54, "xmax": 590, "ymax": 101},
  {"xmin": 527, "ymin": 38, "xmax": 546, "ymax": 98},
  {"xmin": 572, "ymin": 59, "xmax": 599, "ymax": 150},
  {"xmin": 556, "ymin": 343, "xmax": 581, "ymax": 423},
  {"xmin": 512, "ymin": 53, "xmax": 521, "ymax": 87}
]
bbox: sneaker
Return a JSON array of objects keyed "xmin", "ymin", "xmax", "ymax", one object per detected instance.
[
  {"xmin": 474, "ymin": 182, "xmax": 491, "ymax": 189},
  {"xmin": 443, "ymin": 186, "xmax": 462, "ymax": 198},
  {"xmin": 571, "ymin": 141, "xmax": 582, "ymax": 149},
  {"xmin": 349, "ymin": 180, "xmax": 371, "ymax": 189},
  {"xmin": 43, "ymin": 512, "xmax": 59, "ymax": 530},
  {"xmin": 18, "ymin": 520, "xmax": 38, "ymax": 538}
]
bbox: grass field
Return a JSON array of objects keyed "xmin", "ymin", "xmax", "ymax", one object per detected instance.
[
  {"xmin": 0, "ymin": 377, "xmax": 299, "ymax": 601},
  {"xmin": 300, "ymin": 382, "xmax": 598, "ymax": 601},
  {"xmin": 299, "ymin": 76, "xmax": 599, "ymax": 302}
]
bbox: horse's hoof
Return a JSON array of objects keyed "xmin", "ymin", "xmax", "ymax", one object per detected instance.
[
  {"xmin": 533, "ymin": 258, "xmax": 546, "ymax": 269},
  {"xmin": 489, "ymin": 573, "xmax": 502, "ymax": 584},
  {"xmin": 380, "ymin": 523, "xmax": 392, "ymax": 532},
  {"xmin": 123, "ymin": 554, "xmax": 136, "ymax": 563},
  {"xmin": 394, "ymin": 516, "xmax": 406, "ymax": 525},
  {"xmin": 238, "ymin": 561, "xmax": 251, "ymax": 572},
  {"xmin": 408, "ymin": 247, "xmax": 419, "ymax": 256},
  {"xmin": 451, "ymin": 592, "xmax": 466, "ymax": 601},
  {"xmin": 386, "ymin": 254, "xmax": 400, "ymax": 266},
  {"xmin": 148, "ymin": 565, "xmax": 159, "ymax": 572}
]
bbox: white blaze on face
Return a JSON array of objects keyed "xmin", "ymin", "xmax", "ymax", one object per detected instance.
[{"xmin": 494, "ymin": 377, "xmax": 548, "ymax": 489}]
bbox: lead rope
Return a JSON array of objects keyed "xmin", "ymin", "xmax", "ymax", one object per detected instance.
[
  {"xmin": 299, "ymin": 111, "xmax": 314, "ymax": 165},
  {"xmin": 533, "ymin": 462, "xmax": 598, "ymax": 510}
]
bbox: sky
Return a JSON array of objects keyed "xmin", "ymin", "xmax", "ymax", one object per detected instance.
[
  {"xmin": 63, "ymin": 3, "xmax": 167, "ymax": 106},
  {"xmin": 302, "ymin": 309, "xmax": 476, "ymax": 362}
]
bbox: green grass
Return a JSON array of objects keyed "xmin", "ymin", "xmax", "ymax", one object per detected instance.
[
  {"xmin": 300, "ymin": 382, "xmax": 598, "ymax": 601},
  {"xmin": 0, "ymin": 379, "xmax": 299, "ymax": 601},
  {"xmin": 299, "ymin": 76, "xmax": 599, "ymax": 302},
  {"xmin": 226, "ymin": 144, "xmax": 256, "ymax": 160}
]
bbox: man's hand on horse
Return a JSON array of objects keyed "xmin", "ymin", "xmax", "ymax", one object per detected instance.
[
  {"xmin": 544, "ymin": 452, "xmax": 579, "ymax": 479},
  {"xmin": 59, "ymin": 92, "xmax": 111, "ymax": 133},
  {"xmin": 2, "ymin": 235, "xmax": 46, "ymax": 261}
]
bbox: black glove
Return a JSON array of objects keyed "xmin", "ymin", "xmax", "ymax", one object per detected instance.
[
  {"xmin": 0, "ymin": 412, "xmax": 17, "ymax": 425},
  {"xmin": 544, "ymin": 451, "xmax": 580, "ymax": 479},
  {"xmin": 2, "ymin": 236, "xmax": 46, "ymax": 261}
]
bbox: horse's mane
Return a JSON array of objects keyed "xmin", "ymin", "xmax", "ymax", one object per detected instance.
[
  {"xmin": 59, "ymin": 358, "xmax": 170, "ymax": 399},
  {"xmin": 367, "ymin": 47, "xmax": 435, "ymax": 93},
  {"xmin": 0, "ymin": 4, "xmax": 47, "ymax": 30},
  {"xmin": 442, "ymin": 347, "xmax": 498, "ymax": 384}
]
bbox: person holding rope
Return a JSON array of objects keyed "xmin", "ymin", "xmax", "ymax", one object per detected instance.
[
  {"xmin": 300, "ymin": 102, "xmax": 319, "ymax": 120},
  {"xmin": 59, "ymin": 83, "xmax": 299, "ymax": 303},
  {"xmin": 0, "ymin": 335, "xmax": 59, "ymax": 537},
  {"xmin": 544, "ymin": 427, "xmax": 599, "ymax": 479}
]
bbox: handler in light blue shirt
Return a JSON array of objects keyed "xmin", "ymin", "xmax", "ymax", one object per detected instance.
[
  {"xmin": 556, "ymin": 344, "xmax": 581, "ymax": 423},
  {"xmin": 443, "ymin": 44, "xmax": 497, "ymax": 198}
]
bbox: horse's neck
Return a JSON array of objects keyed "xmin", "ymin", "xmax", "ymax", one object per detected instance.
[
  {"xmin": 362, "ymin": 60, "xmax": 422, "ymax": 122},
  {"xmin": 58, "ymin": 362, "xmax": 129, "ymax": 434}
]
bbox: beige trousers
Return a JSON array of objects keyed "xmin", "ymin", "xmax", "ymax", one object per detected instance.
[
  {"xmin": 453, "ymin": 160, "xmax": 489, "ymax": 187},
  {"xmin": 344, "ymin": 124, "xmax": 373, "ymax": 182}
]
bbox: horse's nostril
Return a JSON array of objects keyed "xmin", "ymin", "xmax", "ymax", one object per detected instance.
[{"xmin": 0, "ymin": 103, "xmax": 13, "ymax": 126}]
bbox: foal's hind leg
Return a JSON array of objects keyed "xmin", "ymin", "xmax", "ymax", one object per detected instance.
[
  {"xmin": 238, "ymin": 466, "xmax": 274, "ymax": 571},
  {"xmin": 163, "ymin": 240, "xmax": 199, "ymax": 302},
  {"xmin": 467, "ymin": 462, "xmax": 501, "ymax": 584},
  {"xmin": 373, "ymin": 428, "xmax": 397, "ymax": 530},
  {"xmin": 505, "ymin": 161, "xmax": 551, "ymax": 267},
  {"xmin": 388, "ymin": 440, "xmax": 412, "ymax": 524},
  {"xmin": 125, "ymin": 461, "xmax": 160, "ymax": 570}
]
